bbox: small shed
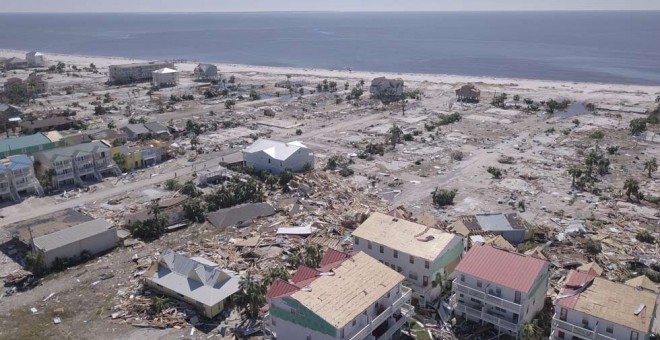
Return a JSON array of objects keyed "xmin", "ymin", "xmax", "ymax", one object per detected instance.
[
  {"xmin": 152, "ymin": 68, "xmax": 178, "ymax": 87},
  {"xmin": 455, "ymin": 84, "xmax": 481, "ymax": 102},
  {"xmin": 32, "ymin": 219, "xmax": 118, "ymax": 267}
]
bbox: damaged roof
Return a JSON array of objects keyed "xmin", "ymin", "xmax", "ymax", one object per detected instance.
[{"xmin": 205, "ymin": 202, "xmax": 275, "ymax": 229}]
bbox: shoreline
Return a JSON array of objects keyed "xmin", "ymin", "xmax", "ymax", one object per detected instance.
[{"xmin": 2, "ymin": 49, "xmax": 660, "ymax": 94}]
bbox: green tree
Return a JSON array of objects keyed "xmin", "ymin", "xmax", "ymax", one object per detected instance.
[
  {"xmin": 151, "ymin": 296, "xmax": 169, "ymax": 314},
  {"xmin": 237, "ymin": 272, "xmax": 266, "ymax": 319},
  {"xmin": 623, "ymin": 178, "xmax": 641, "ymax": 200},
  {"xmin": 279, "ymin": 169, "xmax": 295, "ymax": 190},
  {"xmin": 630, "ymin": 118, "xmax": 647, "ymax": 135},
  {"xmin": 386, "ymin": 123, "xmax": 403, "ymax": 150},
  {"xmin": 148, "ymin": 198, "xmax": 161, "ymax": 221},
  {"xmin": 262, "ymin": 267, "xmax": 290, "ymax": 291},
  {"xmin": 24, "ymin": 251, "xmax": 46, "ymax": 275},
  {"xmin": 644, "ymin": 158, "xmax": 657, "ymax": 178},
  {"xmin": 432, "ymin": 188, "xmax": 457, "ymax": 207},
  {"xmin": 183, "ymin": 198, "xmax": 205, "ymax": 223},
  {"xmin": 519, "ymin": 320, "xmax": 543, "ymax": 340},
  {"xmin": 265, "ymin": 174, "xmax": 278, "ymax": 190},
  {"xmin": 180, "ymin": 180, "xmax": 201, "ymax": 198},
  {"xmin": 487, "ymin": 166, "xmax": 503, "ymax": 179},
  {"xmin": 113, "ymin": 153, "xmax": 127, "ymax": 171},
  {"xmin": 224, "ymin": 99, "xmax": 236, "ymax": 110},
  {"xmin": 165, "ymin": 179, "xmax": 180, "ymax": 191},
  {"xmin": 568, "ymin": 165, "xmax": 583, "ymax": 187}
]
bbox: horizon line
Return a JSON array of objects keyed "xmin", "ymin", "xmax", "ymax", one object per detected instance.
[{"xmin": 2, "ymin": 9, "xmax": 660, "ymax": 14}]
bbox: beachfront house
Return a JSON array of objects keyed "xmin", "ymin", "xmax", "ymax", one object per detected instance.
[
  {"xmin": 264, "ymin": 250, "xmax": 414, "ymax": 340},
  {"xmin": 108, "ymin": 61, "xmax": 174, "ymax": 84},
  {"xmin": 352, "ymin": 211, "xmax": 464, "ymax": 307},
  {"xmin": 121, "ymin": 124, "xmax": 151, "ymax": 141},
  {"xmin": 0, "ymin": 155, "xmax": 43, "ymax": 201},
  {"xmin": 369, "ymin": 77, "xmax": 404, "ymax": 101},
  {"xmin": 4, "ymin": 57, "xmax": 28, "ymax": 70},
  {"xmin": 194, "ymin": 63, "xmax": 219, "ymax": 81},
  {"xmin": 111, "ymin": 141, "xmax": 165, "ymax": 170},
  {"xmin": 0, "ymin": 132, "xmax": 61, "ymax": 158},
  {"xmin": 152, "ymin": 68, "xmax": 178, "ymax": 87},
  {"xmin": 33, "ymin": 141, "xmax": 121, "ymax": 188},
  {"xmin": 552, "ymin": 270, "xmax": 658, "ymax": 340},
  {"xmin": 242, "ymin": 139, "xmax": 314, "ymax": 174},
  {"xmin": 452, "ymin": 243, "xmax": 551, "ymax": 338},
  {"xmin": 31, "ymin": 219, "xmax": 118, "ymax": 268},
  {"xmin": 26, "ymin": 51, "xmax": 45, "ymax": 67},
  {"xmin": 143, "ymin": 121, "xmax": 170, "ymax": 139},
  {"xmin": 449, "ymin": 213, "xmax": 530, "ymax": 246},
  {"xmin": 455, "ymin": 84, "xmax": 481, "ymax": 102},
  {"xmin": 144, "ymin": 249, "xmax": 241, "ymax": 318}
]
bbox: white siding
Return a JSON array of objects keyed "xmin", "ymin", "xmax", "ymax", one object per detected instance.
[
  {"xmin": 552, "ymin": 307, "xmax": 642, "ymax": 340},
  {"xmin": 243, "ymin": 148, "xmax": 314, "ymax": 174},
  {"xmin": 40, "ymin": 229, "xmax": 118, "ymax": 266}
]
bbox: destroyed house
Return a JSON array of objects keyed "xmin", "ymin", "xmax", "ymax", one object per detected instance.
[
  {"xmin": 124, "ymin": 197, "xmax": 187, "ymax": 227},
  {"xmin": 353, "ymin": 212, "xmax": 464, "ymax": 307},
  {"xmin": 194, "ymin": 63, "xmax": 219, "ymax": 81},
  {"xmin": 144, "ymin": 249, "xmax": 240, "ymax": 318},
  {"xmin": 552, "ymin": 270, "xmax": 659, "ymax": 340},
  {"xmin": 455, "ymin": 84, "xmax": 481, "ymax": 102},
  {"xmin": 369, "ymin": 77, "xmax": 404, "ymax": 100},
  {"xmin": 450, "ymin": 213, "xmax": 529, "ymax": 245},
  {"xmin": 264, "ymin": 250, "xmax": 414, "ymax": 340},
  {"xmin": 206, "ymin": 202, "xmax": 276, "ymax": 229},
  {"xmin": 32, "ymin": 219, "xmax": 118, "ymax": 268},
  {"xmin": 452, "ymin": 243, "xmax": 551, "ymax": 338}
]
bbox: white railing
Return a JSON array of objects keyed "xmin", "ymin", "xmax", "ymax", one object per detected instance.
[
  {"xmin": 454, "ymin": 282, "xmax": 521, "ymax": 313},
  {"xmin": 595, "ymin": 333, "xmax": 618, "ymax": 340},
  {"xmin": 552, "ymin": 318, "xmax": 595, "ymax": 339},
  {"xmin": 349, "ymin": 290, "xmax": 413, "ymax": 340},
  {"xmin": 454, "ymin": 303, "xmax": 482, "ymax": 319},
  {"xmin": 483, "ymin": 312, "xmax": 518, "ymax": 333}
]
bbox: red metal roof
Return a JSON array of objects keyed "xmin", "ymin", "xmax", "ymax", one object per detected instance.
[
  {"xmin": 454, "ymin": 243, "xmax": 548, "ymax": 293},
  {"xmin": 266, "ymin": 278, "xmax": 300, "ymax": 299},
  {"xmin": 556, "ymin": 270, "xmax": 597, "ymax": 309},
  {"xmin": 292, "ymin": 266, "xmax": 321, "ymax": 287},
  {"xmin": 320, "ymin": 248, "xmax": 351, "ymax": 268}
]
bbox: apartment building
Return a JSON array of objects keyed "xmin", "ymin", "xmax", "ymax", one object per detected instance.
[
  {"xmin": 353, "ymin": 212, "xmax": 464, "ymax": 307},
  {"xmin": 552, "ymin": 270, "xmax": 658, "ymax": 340},
  {"xmin": 264, "ymin": 250, "xmax": 414, "ymax": 340},
  {"xmin": 452, "ymin": 243, "xmax": 551, "ymax": 338},
  {"xmin": 33, "ymin": 141, "xmax": 121, "ymax": 188},
  {"xmin": 0, "ymin": 155, "xmax": 43, "ymax": 201},
  {"xmin": 108, "ymin": 61, "xmax": 174, "ymax": 84}
]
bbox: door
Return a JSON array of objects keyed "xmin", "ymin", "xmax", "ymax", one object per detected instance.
[
  {"xmin": 559, "ymin": 308, "xmax": 567, "ymax": 321},
  {"xmin": 423, "ymin": 276, "xmax": 429, "ymax": 287}
]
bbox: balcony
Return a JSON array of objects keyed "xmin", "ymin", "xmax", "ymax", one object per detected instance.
[
  {"xmin": 348, "ymin": 289, "xmax": 413, "ymax": 340},
  {"xmin": 375, "ymin": 304, "xmax": 415, "ymax": 340},
  {"xmin": 552, "ymin": 317, "xmax": 595, "ymax": 339},
  {"xmin": 454, "ymin": 282, "xmax": 521, "ymax": 313},
  {"xmin": 482, "ymin": 311, "xmax": 518, "ymax": 333}
]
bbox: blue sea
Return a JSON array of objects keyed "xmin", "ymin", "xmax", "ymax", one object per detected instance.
[{"xmin": 1, "ymin": 12, "xmax": 659, "ymax": 85}]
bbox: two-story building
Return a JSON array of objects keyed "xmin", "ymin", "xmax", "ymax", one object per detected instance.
[
  {"xmin": 264, "ymin": 250, "xmax": 414, "ymax": 340},
  {"xmin": 452, "ymin": 243, "xmax": 551, "ymax": 338},
  {"xmin": 242, "ymin": 139, "xmax": 314, "ymax": 174},
  {"xmin": 33, "ymin": 141, "xmax": 121, "ymax": 188},
  {"xmin": 353, "ymin": 212, "xmax": 464, "ymax": 307},
  {"xmin": 0, "ymin": 155, "xmax": 43, "ymax": 201},
  {"xmin": 552, "ymin": 270, "xmax": 658, "ymax": 340}
]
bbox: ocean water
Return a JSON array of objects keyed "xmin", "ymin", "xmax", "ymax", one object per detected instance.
[{"xmin": 1, "ymin": 12, "xmax": 659, "ymax": 85}]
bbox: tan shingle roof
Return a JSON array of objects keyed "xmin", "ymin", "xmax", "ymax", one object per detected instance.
[
  {"xmin": 290, "ymin": 252, "xmax": 404, "ymax": 329},
  {"xmin": 353, "ymin": 212, "xmax": 460, "ymax": 261},
  {"xmin": 625, "ymin": 275, "xmax": 658, "ymax": 293}
]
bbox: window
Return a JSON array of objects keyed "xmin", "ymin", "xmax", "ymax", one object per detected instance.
[
  {"xmin": 408, "ymin": 272, "xmax": 418, "ymax": 281},
  {"xmin": 306, "ymin": 336, "xmax": 311, "ymax": 340},
  {"xmin": 397, "ymin": 266, "xmax": 402, "ymax": 273},
  {"xmin": 268, "ymin": 159, "xmax": 271, "ymax": 164},
  {"xmin": 558, "ymin": 331, "xmax": 565, "ymax": 339},
  {"xmin": 352, "ymin": 319, "xmax": 356, "ymax": 326},
  {"xmin": 386, "ymin": 292, "xmax": 390, "ymax": 298},
  {"xmin": 367, "ymin": 241, "xmax": 372, "ymax": 249},
  {"xmin": 514, "ymin": 291, "xmax": 521, "ymax": 304},
  {"xmin": 495, "ymin": 307, "xmax": 506, "ymax": 313},
  {"xmin": 424, "ymin": 260, "xmax": 430, "ymax": 269},
  {"xmin": 582, "ymin": 315, "xmax": 589, "ymax": 328},
  {"xmin": 470, "ymin": 298, "xmax": 480, "ymax": 304},
  {"xmin": 409, "ymin": 255, "xmax": 414, "ymax": 264},
  {"xmin": 385, "ymin": 262, "xmax": 389, "ymax": 266},
  {"xmin": 606, "ymin": 323, "xmax": 613, "ymax": 334},
  {"xmin": 477, "ymin": 281, "xmax": 482, "ymax": 288},
  {"xmin": 559, "ymin": 308, "xmax": 567, "ymax": 321},
  {"xmin": 460, "ymin": 274, "xmax": 465, "ymax": 282},
  {"xmin": 390, "ymin": 264, "xmax": 395, "ymax": 270},
  {"xmin": 393, "ymin": 250, "xmax": 398, "ymax": 258},
  {"xmin": 630, "ymin": 331, "xmax": 639, "ymax": 340},
  {"xmin": 423, "ymin": 276, "xmax": 429, "ymax": 287},
  {"xmin": 495, "ymin": 287, "xmax": 501, "ymax": 297},
  {"xmin": 354, "ymin": 237, "xmax": 359, "ymax": 245},
  {"xmin": 379, "ymin": 245, "xmax": 384, "ymax": 253}
]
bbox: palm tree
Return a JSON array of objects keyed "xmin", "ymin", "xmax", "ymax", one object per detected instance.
[
  {"xmin": 644, "ymin": 158, "xmax": 657, "ymax": 178},
  {"xmin": 148, "ymin": 198, "xmax": 161, "ymax": 221},
  {"xmin": 265, "ymin": 174, "xmax": 278, "ymax": 190},
  {"xmin": 567, "ymin": 166, "xmax": 583, "ymax": 187},
  {"xmin": 151, "ymin": 296, "xmax": 169, "ymax": 314},
  {"xmin": 623, "ymin": 178, "xmax": 640, "ymax": 200},
  {"xmin": 238, "ymin": 272, "xmax": 266, "ymax": 319},
  {"xmin": 519, "ymin": 319, "xmax": 543, "ymax": 340},
  {"xmin": 262, "ymin": 267, "xmax": 289, "ymax": 291},
  {"xmin": 386, "ymin": 123, "xmax": 403, "ymax": 150}
]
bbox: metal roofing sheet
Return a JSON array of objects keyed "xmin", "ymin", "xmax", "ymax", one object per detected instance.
[
  {"xmin": 475, "ymin": 213, "xmax": 513, "ymax": 232},
  {"xmin": 33, "ymin": 219, "xmax": 114, "ymax": 251},
  {"xmin": 0, "ymin": 133, "xmax": 52, "ymax": 153}
]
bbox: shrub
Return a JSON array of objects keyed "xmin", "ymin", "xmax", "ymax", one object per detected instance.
[
  {"xmin": 451, "ymin": 150, "xmax": 464, "ymax": 161},
  {"xmin": 403, "ymin": 133, "xmax": 414, "ymax": 141},
  {"xmin": 339, "ymin": 166, "xmax": 354, "ymax": 177},
  {"xmin": 498, "ymin": 155, "xmax": 515, "ymax": 164},
  {"xmin": 437, "ymin": 113, "xmax": 462, "ymax": 126},
  {"xmin": 606, "ymin": 145, "xmax": 619, "ymax": 155},
  {"xmin": 164, "ymin": 179, "xmax": 180, "ymax": 191},
  {"xmin": 630, "ymin": 118, "xmax": 647, "ymax": 135},
  {"xmin": 432, "ymin": 188, "xmax": 457, "ymax": 207},
  {"xmin": 295, "ymin": 129, "xmax": 303, "ymax": 135},
  {"xmin": 636, "ymin": 231, "xmax": 655, "ymax": 244},
  {"xmin": 487, "ymin": 166, "xmax": 503, "ymax": 179},
  {"xmin": 584, "ymin": 239, "xmax": 602, "ymax": 255}
]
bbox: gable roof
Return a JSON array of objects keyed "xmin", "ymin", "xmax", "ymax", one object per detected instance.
[
  {"xmin": 454, "ymin": 243, "xmax": 548, "ymax": 293},
  {"xmin": 205, "ymin": 202, "xmax": 276, "ymax": 229},
  {"xmin": 33, "ymin": 219, "xmax": 114, "ymax": 251},
  {"xmin": 243, "ymin": 139, "xmax": 309, "ymax": 162},
  {"xmin": 153, "ymin": 67, "xmax": 177, "ymax": 74},
  {"xmin": 35, "ymin": 141, "xmax": 110, "ymax": 161},
  {"xmin": 557, "ymin": 270, "xmax": 658, "ymax": 333},
  {"xmin": 625, "ymin": 275, "xmax": 659, "ymax": 293},
  {"xmin": 146, "ymin": 249, "xmax": 240, "ymax": 307},
  {"xmin": 143, "ymin": 121, "xmax": 169, "ymax": 133},
  {"xmin": 353, "ymin": 212, "xmax": 461, "ymax": 262},
  {"xmin": 289, "ymin": 252, "xmax": 404, "ymax": 329},
  {"xmin": 291, "ymin": 265, "xmax": 321, "ymax": 288},
  {"xmin": 0, "ymin": 154, "xmax": 33, "ymax": 172},
  {"xmin": 266, "ymin": 278, "xmax": 300, "ymax": 299},
  {"xmin": 576, "ymin": 262, "xmax": 604, "ymax": 276},
  {"xmin": 122, "ymin": 124, "xmax": 150, "ymax": 135},
  {"xmin": 195, "ymin": 63, "xmax": 217, "ymax": 74}
]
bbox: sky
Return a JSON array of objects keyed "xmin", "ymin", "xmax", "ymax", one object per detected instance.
[{"xmin": 2, "ymin": 0, "xmax": 660, "ymax": 13}]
